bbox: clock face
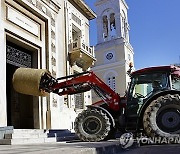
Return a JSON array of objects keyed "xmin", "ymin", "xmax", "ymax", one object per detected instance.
[{"xmin": 106, "ymin": 52, "xmax": 113, "ymax": 60}]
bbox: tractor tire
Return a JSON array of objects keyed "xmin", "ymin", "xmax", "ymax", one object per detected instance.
[
  {"xmin": 104, "ymin": 127, "xmax": 116, "ymax": 140},
  {"xmin": 143, "ymin": 94, "xmax": 180, "ymax": 140},
  {"xmin": 74, "ymin": 109, "xmax": 111, "ymax": 142}
]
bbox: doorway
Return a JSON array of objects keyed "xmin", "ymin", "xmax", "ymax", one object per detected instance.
[{"xmin": 6, "ymin": 41, "xmax": 35, "ymax": 129}]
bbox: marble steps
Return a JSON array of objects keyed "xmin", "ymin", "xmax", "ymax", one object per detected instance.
[
  {"xmin": 47, "ymin": 129, "xmax": 79, "ymax": 142},
  {"xmin": 0, "ymin": 128, "xmax": 56, "ymax": 145}
]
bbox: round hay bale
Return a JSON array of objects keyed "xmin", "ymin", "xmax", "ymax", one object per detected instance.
[{"xmin": 12, "ymin": 67, "xmax": 50, "ymax": 96}]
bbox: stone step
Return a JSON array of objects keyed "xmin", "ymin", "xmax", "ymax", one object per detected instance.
[
  {"xmin": 0, "ymin": 138, "xmax": 44, "ymax": 145},
  {"xmin": 47, "ymin": 129, "xmax": 78, "ymax": 142},
  {"xmin": 0, "ymin": 128, "xmax": 82, "ymax": 144},
  {"xmin": 56, "ymin": 135, "xmax": 78, "ymax": 142},
  {"xmin": 13, "ymin": 129, "xmax": 46, "ymax": 134},
  {"xmin": 5, "ymin": 133, "xmax": 47, "ymax": 139},
  {"xmin": 0, "ymin": 137, "xmax": 56, "ymax": 145},
  {"xmin": 0, "ymin": 128, "xmax": 57, "ymax": 145},
  {"xmin": 47, "ymin": 129, "xmax": 77, "ymax": 137},
  {"xmin": 44, "ymin": 137, "xmax": 57, "ymax": 143}
]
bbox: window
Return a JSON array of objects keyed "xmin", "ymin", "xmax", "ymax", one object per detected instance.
[
  {"xmin": 84, "ymin": 23, "xmax": 89, "ymax": 44},
  {"xmin": 110, "ymin": 13, "xmax": 116, "ymax": 38},
  {"xmin": 127, "ymin": 73, "xmax": 169, "ymax": 115},
  {"xmin": 72, "ymin": 24, "xmax": 81, "ymax": 42},
  {"xmin": 128, "ymin": 73, "xmax": 169, "ymax": 102},
  {"xmin": 74, "ymin": 71, "xmax": 84, "ymax": 109},
  {"xmin": 172, "ymin": 75, "xmax": 180, "ymax": 90},
  {"xmin": 122, "ymin": 11, "xmax": 128, "ymax": 39},
  {"xmin": 110, "ymin": 13, "xmax": 116, "ymax": 28},
  {"xmin": 107, "ymin": 76, "xmax": 116, "ymax": 91},
  {"xmin": 74, "ymin": 93, "xmax": 84, "ymax": 109},
  {"xmin": 72, "ymin": 13, "xmax": 81, "ymax": 26},
  {"xmin": 102, "ymin": 15, "xmax": 108, "ymax": 39},
  {"xmin": 128, "ymin": 54, "xmax": 131, "ymax": 61},
  {"xmin": 102, "ymin": 13, "xmax": 116, "ymax": 40}
]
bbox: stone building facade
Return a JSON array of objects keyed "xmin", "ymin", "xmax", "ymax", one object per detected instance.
[
  {"xmin": 92, "ymin": 0, "xmax": 134, "ymax": 101},
  {"xmin": 0, "ymin": 0, "xmax": 96, "ymax": 130}
]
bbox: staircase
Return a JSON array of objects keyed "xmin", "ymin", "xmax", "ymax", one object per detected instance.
[
  {"xmin": 47, "ymin": 129, "xmax": 78, "ymax": 142},
  {"xmin": 0, "ymin": 127, "xmax": 56, "ymax": 145}
]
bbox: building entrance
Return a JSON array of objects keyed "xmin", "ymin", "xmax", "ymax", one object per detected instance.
[{"xmin": 6, "ymin": 42, "xmax": 34, "ymax": 128}]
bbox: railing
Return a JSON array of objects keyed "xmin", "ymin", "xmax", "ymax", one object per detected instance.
[{"xmin": 71, "ymin": 38, "xmax": 95, "ymax": 58}]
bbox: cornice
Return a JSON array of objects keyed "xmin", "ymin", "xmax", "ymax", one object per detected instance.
[{"xmin": 69, "ymin": 0, "xmax": 96, "ymax": 20}]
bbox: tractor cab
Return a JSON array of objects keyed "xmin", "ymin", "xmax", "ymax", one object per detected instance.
[{"xmin": 125, "ymin": 65, "xmax": 180, "ymax": 131}]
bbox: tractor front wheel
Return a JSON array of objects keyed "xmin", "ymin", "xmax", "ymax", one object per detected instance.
[
  {"xmin": 74, "ymin": 109, "xmax": 111, "ymax": 142},
  {"xmin": 143, "ymin": 94, "xmax": 180, "ymax": 139}
]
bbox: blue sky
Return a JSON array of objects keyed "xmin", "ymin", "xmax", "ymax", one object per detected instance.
[{"xmin": 85, "ymin": 0, "xmax": 180, "ymax": 70}]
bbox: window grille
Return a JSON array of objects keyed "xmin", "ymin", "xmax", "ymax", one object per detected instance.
[{"xmin": 6, "ymin": 45, "xmax": 31, "ymax": 67}]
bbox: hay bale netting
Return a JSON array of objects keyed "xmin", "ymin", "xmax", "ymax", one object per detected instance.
[{"xmin": 12, "ymin": 67, "xmax": 50, "ymax": 96}]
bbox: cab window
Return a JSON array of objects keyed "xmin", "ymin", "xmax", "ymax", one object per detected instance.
[
  {"xmin": 171, "ymin": 75, "xmax": 180, "ymax": 90},
  {"xmin": 128, "ymin": 73, "xmax": 169, "ymax": 101}
]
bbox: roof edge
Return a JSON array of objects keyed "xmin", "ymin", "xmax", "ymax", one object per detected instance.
[{"xmin": 70, "ymin": 0, "xmax": 96, "ymax": 20}]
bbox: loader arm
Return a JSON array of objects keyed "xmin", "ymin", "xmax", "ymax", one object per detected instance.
[{"xmin": 40, "ymin": 71, "xmax": 121, "ymax": 111}]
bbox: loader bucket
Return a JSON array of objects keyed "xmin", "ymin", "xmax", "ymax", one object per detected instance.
[{"xmin": 12, "ymin": 67, "xmax": 50, "ymax": 96}]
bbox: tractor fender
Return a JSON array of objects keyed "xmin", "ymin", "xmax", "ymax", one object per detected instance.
[
  {"xmin": 86, "ymin": 105, "xmax": 115, "ymax": 127},
  {"xmin": 137, "ymin": 89, "xmax": 180, "ymax": 128}
]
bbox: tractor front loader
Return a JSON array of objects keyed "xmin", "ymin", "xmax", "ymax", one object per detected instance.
[{"xmin": 12, "ymin": 65, "xmax": 180, "ymax": 142}]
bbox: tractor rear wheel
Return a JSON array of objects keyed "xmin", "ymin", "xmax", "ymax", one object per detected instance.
[
  {"xmin": 143, "ymin": 94, "xmax": 180, "ymax": 140},
  {"xmin": 74, "ymin": 109, "xmax": 111, "ymax": 141}
]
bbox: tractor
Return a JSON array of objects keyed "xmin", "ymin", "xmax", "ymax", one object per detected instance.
[{"xmin": 13, "ymin": 65, "xmax": 180, "ymax": 142}]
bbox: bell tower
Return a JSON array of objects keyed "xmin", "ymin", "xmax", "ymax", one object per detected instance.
[
  {"xmin": 96, "ymin": 0, "xmax": 130, "ymax": 43},
  {"xmin": 92, "ymin": 0, "xmax": 134, "ymax": 97}
]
